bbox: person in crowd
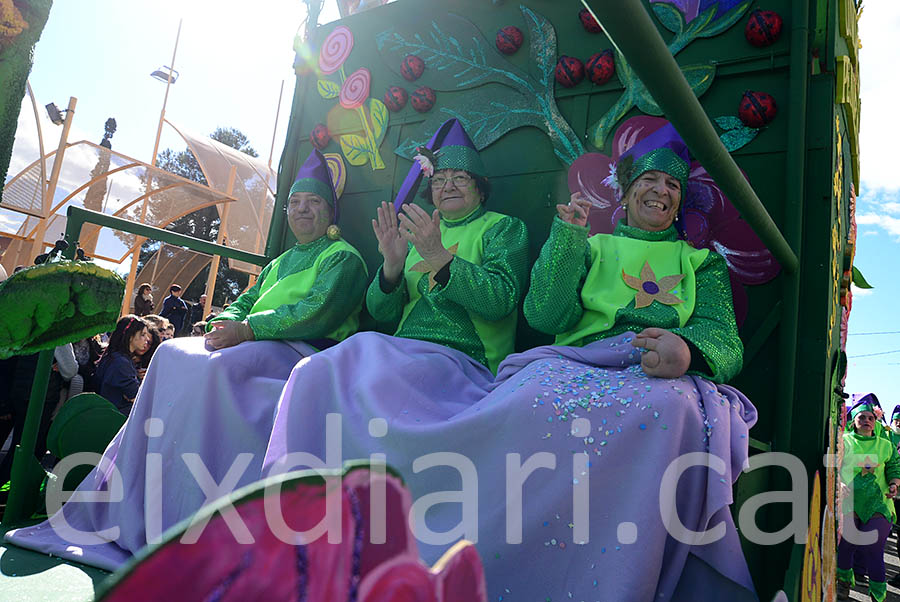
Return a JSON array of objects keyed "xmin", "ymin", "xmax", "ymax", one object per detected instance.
[
  {"xmin": 67, "ymin": 335, "xmax": 104, "ymax": 399},
  {"xmin": 159, "ymin": 284, "xmax": 188, "ymax": 336},
  {"xmin": 838, "ymin": 395, "xmax": 900, "ymax": 602},
  {"xmin": 262, "ymin": 123, "xmax": 757, "ymax": 601},
  {"xmin": 93, "ymin": 315, "xmax": 151, "ymax": 415},
  {"xmin": 6, "ymin": 148, "xmax": 368, "ymax": 570},
  {"xmin": 133, "ymin": 283, "xmax": 154, "ymax": 317},
  {"xmin": 188, "ymin": 293, "xmax": 206, "ymax": 329},
  {"xmin": 191, "ymin": 321, "xmax": 207, "ymax": 337}
]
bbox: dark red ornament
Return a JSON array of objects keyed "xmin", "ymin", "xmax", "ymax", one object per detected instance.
[
  {"xmin": 585, "ymin": 50, "xmax": 615, "ymax": 85},
  {"xmin": 744, "ymin": 9, "xmax": 783, "ymax": 48},
  {"xmin": 411, "ymin": 86, "xmax": 436, "ymax": 113},
  {"xmin": 738, "ymin": 91, "xmax": 777, "ymax": 128},
  {"xmin": 400, "ymin": 55, "xmax": 425, "ymax": 81},
  {"xmin": 579, "ymin": 8, "xmax": 603, "ymax": 33},
  {"xmin": 384, "ymin": 86, "xmax": 409, "ymax": 112},
  {"xmin": 495, "ymin": 26, "xmax": 523, "ymax": 55},
  {"xmin": 310, "ymin": 124, "xmax": 330, "ymax": 150},
  {"xmin": 555, "ymin": 56, "xmax": 585, "ymax": 88}
]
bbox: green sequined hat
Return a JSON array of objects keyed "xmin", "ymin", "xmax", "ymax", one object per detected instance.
[
  {"xmin": 393, "ymin": 118, "xmax": 485, "ymax": 210},
  {"xmin": 615, "ymin": 123, "xmax": 690, "ymax": 197}
]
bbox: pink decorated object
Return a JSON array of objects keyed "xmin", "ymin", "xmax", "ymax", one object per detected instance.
[
  {"xmin": 319, "ymin": 26, "xmax": 355, "ymax": 75},
  {"xmin": 340, "ymin": 67, "xmax": 372, "ymax": 109}
]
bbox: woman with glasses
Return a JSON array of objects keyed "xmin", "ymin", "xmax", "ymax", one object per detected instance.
[{"xmin": 837, "ymin": 394, "xmax": 900, "ymax": 602}]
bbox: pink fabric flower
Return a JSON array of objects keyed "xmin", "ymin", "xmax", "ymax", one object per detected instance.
[
  {"xmin": 340, "ymin": 67, "xmax": 371, "ymax": 109},
  {"xmin": 319, "ymin": 25, "xmax": 354, "ymax": 75}
]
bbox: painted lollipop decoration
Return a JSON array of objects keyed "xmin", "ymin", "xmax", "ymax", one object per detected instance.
[
  {"xmin": 568, "ymin": 116, "xmax": 781, "ymax": 325},
  {"xmin": 316, "ymin": 26, "xmax": 388, "ymax": 170}
]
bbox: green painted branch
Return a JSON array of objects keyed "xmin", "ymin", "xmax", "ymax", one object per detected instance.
[
  {"xmin": 3, "ymin": 349, "xmax": 53, "ymax": 525},
  {"xmin": 63, "ymin": 206, "xmax": 270, "ymax": 267},
  {"xmin": 583, "ymin": 0, "xmax": 799, "ymax": 274}
]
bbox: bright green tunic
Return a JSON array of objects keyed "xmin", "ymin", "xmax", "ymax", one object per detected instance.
[
  {"xmin": 524, "ymin": 217, "xmax": 743, "ymax": 383},
  {"xmin": 366, "ymin": 205, "xmax": 529, "ymax": 373},
  {"xmin": 209, "ymin": 236, "xmax": 367, "ymax": 342},
  {"xmin": 841, "ymin": 430, "xmax": 900, "ymax": 523}
]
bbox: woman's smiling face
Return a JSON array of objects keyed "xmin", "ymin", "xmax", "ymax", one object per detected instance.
[{"xmin": 623, "ymin": 170, "xmax": 682, "ymax": 232}]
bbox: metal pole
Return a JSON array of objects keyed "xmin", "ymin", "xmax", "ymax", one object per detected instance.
[
  {"xmin": 122, "ymin": 19, "xmax": 183, "ymax": 316},
  {"xmin": 29, "ymin": 97, "xmax": 76, "ymax": 262},
  {"xmin": 582, "ymin": 0, "xmax": 799, "ymax": 274}
]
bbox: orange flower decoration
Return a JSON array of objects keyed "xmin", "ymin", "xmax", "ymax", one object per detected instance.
[
  {"xmin": 856, "ymin": 456, "xmax": 879, "ymax": 476},
  {"xmin": 622, "ymin": 261, "xmax": 685, "ymax": 309},
  {"xmin": 411, "ymin": 243, "xmax": 458, "ymax": 291}
]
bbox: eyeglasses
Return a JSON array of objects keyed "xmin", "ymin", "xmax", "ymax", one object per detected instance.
[{"xmin": 431, "ymin": 174, "xmax": 472, "ymax": 189}]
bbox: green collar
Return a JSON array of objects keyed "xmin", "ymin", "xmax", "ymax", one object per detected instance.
[
  {"xmin": 441, "ymin": 204, "xmax": 486, "ymax": 228},
  {"xmin": 613, "ymin": 219, "xmax": 679, "ymax": 242},
  {"xmin": 293, "ymin": 235, "xmax": 330, "ymax": 251}
]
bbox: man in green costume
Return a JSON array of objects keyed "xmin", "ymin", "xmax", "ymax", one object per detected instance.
[{"xmin": 4, "ymin": 149, "xmax": 368, "ymax": 570}]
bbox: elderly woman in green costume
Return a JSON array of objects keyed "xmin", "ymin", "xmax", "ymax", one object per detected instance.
[
  {"xmin": 836, "ymin": 394, "xmax": 900, "ymax": 602},
  {"xmin": 5, "ymin": 149, "xmax": 368, "ymax": 571}
]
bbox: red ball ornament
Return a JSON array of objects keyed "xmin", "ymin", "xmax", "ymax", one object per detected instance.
[
  {"xmin": 495, "ymin": 26, "xmax": 523, "ymax": 55},
  {"xmin": 400, "ymin": 55, "xmax": 425, "ymax": 82},
  {"xmin": 744, "ymin": 9, "xmax": 783, "ymax": 48},
  {"xmin": 410, "ymin": 86, "xmax": 436, "ymax": 113},
  {"xmin": 738, "ymin": 91, "xmax": 777, "ymax": 128},
  {"xmin": 310, "ymin": 123, "xmax": 330, "ymax": 150},
  {"xmin": 579, "ymin": 8, "xmax": 603, "ymax": 33},
  {"xmin": 555, "ymin": 56, "xmax": 585, "ymax": 88},
  {"xmin": 585, "ymin": 50, "xmax": 616, "ymax": 85},
  {"xmin": 383, "ymin": 86, "xmax": 408, "ymax": 112}
]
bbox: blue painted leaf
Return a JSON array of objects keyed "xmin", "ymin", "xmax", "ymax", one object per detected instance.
[
  {"xmin": 697, "ymin": 0, "xmax": 752, "ymax": 38},
  {"xmin": 317, "ymin": 79, "xmax": 341, "ymax": 99},
  {"xmin": 714, "ymin": 116, "xmax": 744, "ymax": 131},
  {"xmin": 340, "ymin": 134, "xmax": 371, "ymax": 166},
  {"xmin": 720, "ymin": 125, "xmax": 759, "ymax": 152},
  {"xmin": 521, "ymin": 5, "xmax": 557, "ymax": 87},
  {"xmin": 652, "ymin": 2, "xmax": 685, "ymax": 35}
]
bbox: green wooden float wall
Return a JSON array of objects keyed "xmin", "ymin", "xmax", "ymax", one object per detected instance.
[{"xmin": 272, "ymin": 1, "xmax": 860, "ymax": 598}]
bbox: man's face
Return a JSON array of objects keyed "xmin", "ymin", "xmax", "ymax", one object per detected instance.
[{"xmin": 287, "ymin": 192, "xmax": 332, "ymax": 242}]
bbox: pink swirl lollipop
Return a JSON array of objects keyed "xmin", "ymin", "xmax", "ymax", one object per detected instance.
[
  {"xmin": 318, "ymin": 25, "xmax": 354, "ymax": 75},
  {"xmin": 340, "ymin": 67, "xmax": 371, "ymax": 109}
]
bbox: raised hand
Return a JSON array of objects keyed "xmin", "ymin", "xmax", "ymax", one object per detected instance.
[
  {"xmin": 372, "ymin": 201, "xmax": 409, "ymax": 283},
  {"xmin": 631, "ymin": 327, "xmax": 691, "ymax": 379},
  {"xmin": 398, "ymin": 203, "xmax": 452, "ymax": 272},
  {"xmin": 556, "ymin": 192, "xmax": 592, "ymax": 227}
]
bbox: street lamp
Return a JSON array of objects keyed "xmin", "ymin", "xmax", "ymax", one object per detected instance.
[{"xmin": 150, "ymin": 65, "xmax": 179, "ymax": 84}]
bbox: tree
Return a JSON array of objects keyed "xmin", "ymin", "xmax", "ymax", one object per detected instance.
[{"xmin": 141, "ymin": 127, "xmax": 260, "ymax": 308}]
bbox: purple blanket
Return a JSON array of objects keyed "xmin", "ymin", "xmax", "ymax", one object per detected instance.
[
  {"xmin": 6, "ymin": 336, "xmax": 313, "ymax": 571},
  {"xmin": 263, "ymin": 331, "xmax": 758, "ymax": 601}
]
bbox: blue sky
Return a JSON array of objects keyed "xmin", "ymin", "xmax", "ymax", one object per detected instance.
[{"xmin": 3, "ymin": 1, "xmax": 897, "ymax": 399}]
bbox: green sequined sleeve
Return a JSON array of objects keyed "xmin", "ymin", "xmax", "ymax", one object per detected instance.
[
  {"xmin": 206, "ymin": 263, "xmax": 270, "ymax": 327},
  {"xmin": 246, "ymin": 251, "xmax": 367, "ymax": 340},
  {"xmin": 885, "ymin": 444, "xmax": 900, "ymax": 482},
  {"xmin": 524, "ymin": 217, "xmax": 591, "ymax": 334},
  {"xmin": 366, "ymin": 265, "xmax": 410, "ymax": 332},
  {"xmin": 671, "ymin": 251, "xmax": 743, "ymax": 383},
  {"xmin": 435, "ymin": 216, "xmax": 529, "ymax": 320}
]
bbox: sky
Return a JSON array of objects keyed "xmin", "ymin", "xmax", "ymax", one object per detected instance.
[{"xmin": 1, "ymin": 1, "xmax": 897, "ymax": 400}]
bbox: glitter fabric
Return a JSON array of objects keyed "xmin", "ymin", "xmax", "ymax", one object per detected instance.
[
  {"xmin": 366, "ymin": 206, "xmax": 529, "ymax": 373},
  {"xmin": 525, "ymin": 217, "xmax": 743, "ymax": 383},
  {"xmin": 621, "ymin": 146, "xmax": 689, "ymax": 196},
  {"xmin": 210, "ymin": 236, "xmax": 367, "ymax": 342}
]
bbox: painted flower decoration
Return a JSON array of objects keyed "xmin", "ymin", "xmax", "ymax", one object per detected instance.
[
  {"xmin": 568, "ymin": 116, "xmax": 781, "ymax": 325},
  {"xmin": 649, "ymin": 0, "xmax": 748, "ymax": 24},
  {"xmin": 319, "ymin": 25, "xmax": 354, "ymax": 74},
  {"xmin": 339, "ymin": 67, "xmax": 371, "ymax": 109},
  {"xmin": 623, "ymin": 261, "xmax": 685, "ymax": 308}
]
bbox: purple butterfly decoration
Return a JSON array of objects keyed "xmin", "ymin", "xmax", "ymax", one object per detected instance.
[{"xmin": 568, "ymin": 116, "xmax": 781, "ymax": 326}]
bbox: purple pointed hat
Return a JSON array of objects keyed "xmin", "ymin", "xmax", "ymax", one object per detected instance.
[
  {"xmin": 847, "ymin": 392, "xmax": 881, "ymax": 422},
  {"xmin": 289, "ymin": 149, "xmax": 339, "ymax": 223},
  {"xmin": 392, "ymin": 118, "xmax": 485, "ymax": 211}
]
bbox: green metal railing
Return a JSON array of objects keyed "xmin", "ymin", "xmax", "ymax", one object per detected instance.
[
  {"xmin": 582, "ymin": 0, "xmax": 799, "ymax": 275},
  {"xmin": 2, "ymin": 207, "xmax": 270, "ymax": 525}
]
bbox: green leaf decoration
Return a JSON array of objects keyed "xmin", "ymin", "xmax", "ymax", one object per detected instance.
[
  {"xmin": 632, "ymin": 63, "xmax": 716, "ymax": 115},
  {"xmin": 852, "ymin": 266, "xmax": 873, "ymax": 289},
  {"xmin": 719, "ymin": 126, "xmax": 759, "ymax": 152},
  {"xmin": 339, "ymin": 134, "xmax": 371, "ymax": 166},
  {"xmin": 369, "ymin": 98, "xmax": 389, "ymax": 145},
  {"xmin": 652, "ymin": 2, "xmax": 685, "ymax": 35},
  {"xmin": 714, "ymin": 116, "xmax": 744, "ymax": 131},
  {"xmin": 697, "ymin": 0, "xmax": 753, "ymax": 39},
  {"xmin": 377, "ymin": 7, "xmax": 584, "ymax": 165},
  {"xmin": 683, "ymin": 4, "xmax": 717, "ymax": 39},
  {"xmin": 317, "ymin": 79, "xmax": 341, "ymax": 99}
]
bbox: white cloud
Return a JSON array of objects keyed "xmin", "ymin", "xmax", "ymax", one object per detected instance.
[
  {"xmin": 855, "ymin": 213, "xmax": 900, "ymax": 238},
  {"xmin": 883, "ymin": 202, "xmax": 900, "ymax": 214},
  {"xmin": 851, "ymin": 283, "xmax": 874, "ymax": 297}
]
